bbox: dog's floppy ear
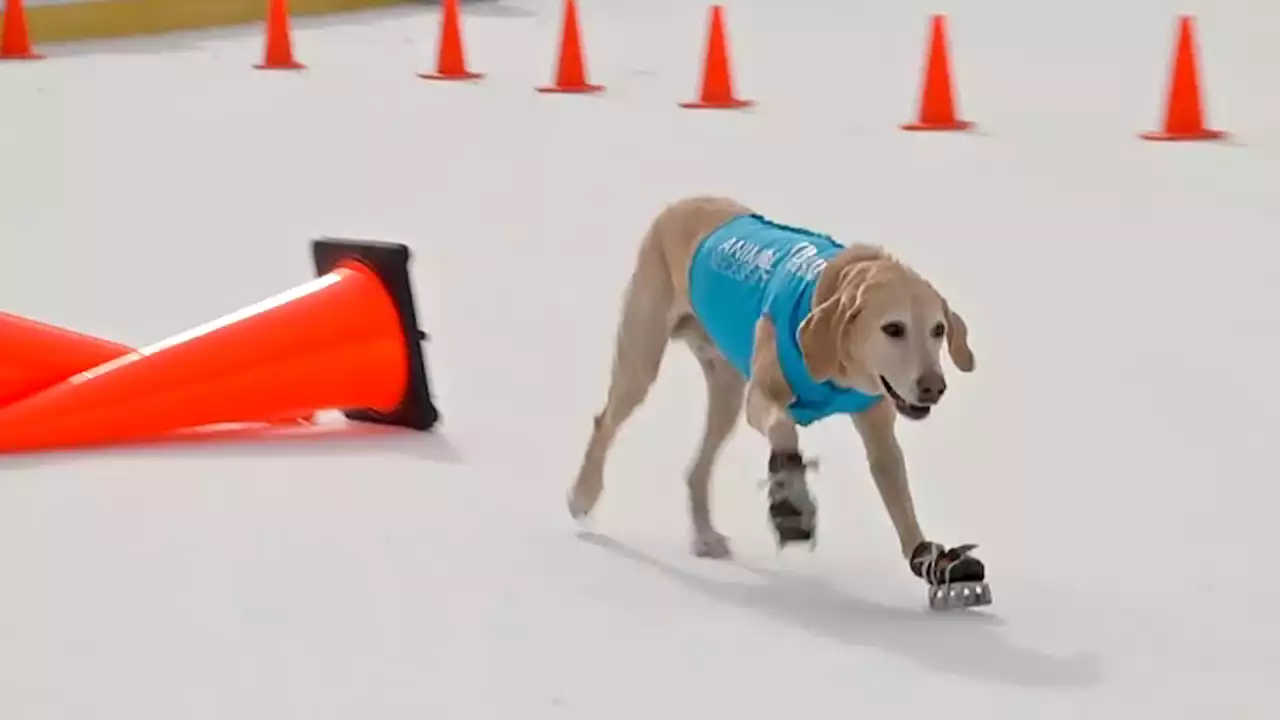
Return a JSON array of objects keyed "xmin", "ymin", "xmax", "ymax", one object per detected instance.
[
  {"xmin": 943, "ymin": 299, "xmax": 975, "ymax": 372},
  {"xmin": 798, "ymin": 265, "xmax": 870, "ymax": 381}
]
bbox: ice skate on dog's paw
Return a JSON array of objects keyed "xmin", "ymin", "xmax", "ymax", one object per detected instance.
[
  {"xmin": 910, "ymin": 541, "xmax": 992, "ymax": 610},
  {"xmin": 769, "ymin": 497, "xmax": 816, "ymax": 547},
  {"xmin": 765, "ymin": 450, "xmax": 818, "ymax": 549}
]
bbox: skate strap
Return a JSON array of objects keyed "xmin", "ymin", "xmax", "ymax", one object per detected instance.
[
  {"xmin": 911, "ymin": 542, "xmax": 980, "ymax": 586},
  {"xmin": 757, "ymin": 456, "xmax": 821, "ymax": 490}
]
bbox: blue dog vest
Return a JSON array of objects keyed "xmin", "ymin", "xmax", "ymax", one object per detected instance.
[{"xmin": 687, "ymin": 214, "xmax": 882, "ymax": 426}]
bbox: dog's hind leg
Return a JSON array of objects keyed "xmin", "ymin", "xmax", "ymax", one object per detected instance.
[
  {"xmin": 568, "ymin": 239, "xmax": 675, "ymax": 521},
  {"xmin": 677, "ymin": 320, "xmax": 746, "ymax": 558}
]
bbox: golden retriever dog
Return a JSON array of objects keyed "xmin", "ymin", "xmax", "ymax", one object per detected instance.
[{"xmin": 568, "ymin": 195, "xmax": 990, "ymax": 609}]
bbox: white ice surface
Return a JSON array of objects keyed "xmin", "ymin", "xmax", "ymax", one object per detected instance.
[{"xmin": 1, "ymin": 0, "xmax": 1278, "ymax": 717}]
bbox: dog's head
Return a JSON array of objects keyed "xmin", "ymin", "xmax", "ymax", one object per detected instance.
[{"xmin": 797, "ymin": 249, "xmax": 974, "ymax": 420}]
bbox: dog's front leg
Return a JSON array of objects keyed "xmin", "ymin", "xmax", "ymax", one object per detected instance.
[
  {"xmin": 852, "ymin": 402, "xmax": 989, "ymax": 607},
  {"xmin": 745, "ymin": 317, "xmax": 798, "ymax": 449},
  {"xmin": 849, "ymin": 400, "xmax": 925, "ymax": 559},
  {"xmin": 746, "ymin": 318, "xmax": 817, "ymax": 546}
]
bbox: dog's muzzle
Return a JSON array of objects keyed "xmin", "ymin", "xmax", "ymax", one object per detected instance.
[{"xmin": 880, "ymin": 377, "xmax": 932, "ymax": 420}]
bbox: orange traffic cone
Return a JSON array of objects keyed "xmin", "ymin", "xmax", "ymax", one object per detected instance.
[
  {"xmin": 901, "ymin": 14, "xmax": 972, "ymax": 131},
  {"xmin": 1, "ymin": 0, "xmax": 42, "ymax": 60},
  {"xmin": 0, "ymin": 313, "xmax": 131, "ymax": 406},
  {"xmin": 256, "ymin": 0, "xmax": 304, "ymax": 70},
  {"xmin": 1141, "ymin": 15, "xmax": 1226, "ymax": 141},
  {"xmin": 420, "ymin": 0, "xmax": 483, "ymax": 81},
  {"xmin": 538, "ymin": 0, "xmax": 603, "ymax": 94},
  {"xmin": 0, "ymin": 240, "xmax": 437, "ymax": 455},
  {"xmin": 680, "ymin": 5, "xmax": 752, "ymax": 109},
  {"xmin": 0, "ymin": 313, "xmax": 315, "ymax": 423}
]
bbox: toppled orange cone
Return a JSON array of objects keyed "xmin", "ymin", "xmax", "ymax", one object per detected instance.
[
  {"xmin": 902, "ymin": 14, "xmax": 972, "ymax": 131},
  {"xmin": 680, "ymin": 5, "xmax": 752, "ymax": 109},
  {"xmin": 0, "ymin": 313, "xmax": 130, "ymax": 406},
  {"xmin": 420, "ymin": 0, "xmax": 483, "ymax": 81},
  {"xmin": 1141, "ymin": 15, "xmax": 1226, "ymax": 141},
  {"xmin": 0, "ymin": 240, "xmax": 436, "ymax": 455},
  {"xmin": 1, "ymin": 0, "xmax": 42, "ymax": 60},
  {"xmin": 538, "ymin": 0, "xmax": 603, "ymax": 94},
  {"xmin": 0, "ymin": 312, "xmax": 314, "ymax": 424}
]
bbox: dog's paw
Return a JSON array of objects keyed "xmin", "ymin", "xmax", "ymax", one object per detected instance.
[
  {"xmin": 691, "ymin": 530, "xmax": 732, "ymax": 559},
  {"xmin": 566, "ymin": 487, "xmax": 597, "ymax": 521}
]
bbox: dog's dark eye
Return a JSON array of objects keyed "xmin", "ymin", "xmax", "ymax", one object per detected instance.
[
  {"xmin": 931, "ymin": 322, "xmax": 946, "ymax": 339},
  {"xmin": 881, "ymin": 322, "xmax": 906, "ymax": 339}
]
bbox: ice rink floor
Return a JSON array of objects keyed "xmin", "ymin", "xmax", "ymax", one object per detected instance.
[{"xmin": 1, "ymin": 0, "xmax": 1277, "ymax": 717}]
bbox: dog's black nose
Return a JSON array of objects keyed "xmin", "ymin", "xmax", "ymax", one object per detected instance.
[{"xmin": 916, "ymin": 373, "xmax": 946, "ymax": 405}]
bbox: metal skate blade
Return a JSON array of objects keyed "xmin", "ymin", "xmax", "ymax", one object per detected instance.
[
  {"xmin": 775, "ymin": 538, "xmax": 817, "ymax": 552},
  {"xmin": 928, "ymin": 581, "xmax": 991, "ymax": 611}
]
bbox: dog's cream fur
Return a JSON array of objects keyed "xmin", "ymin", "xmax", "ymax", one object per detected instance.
[{"xmin": 569, "ymin": 196, "xmax": 975, "ymax": 561}]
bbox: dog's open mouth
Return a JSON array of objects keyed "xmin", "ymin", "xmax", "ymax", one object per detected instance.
[{"xmin": 880, "ymin": 377, "xmax": 932, "ymax": 420}]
